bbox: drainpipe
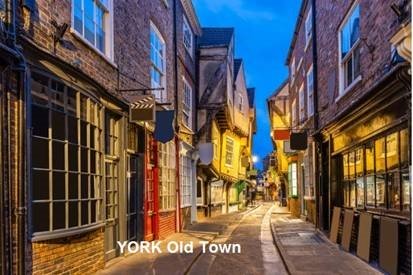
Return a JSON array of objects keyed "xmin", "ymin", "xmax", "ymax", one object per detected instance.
[
  {"xmin": 172, "ymin": 0, "xmax": 182, "ymax": 232},
  {"xmin": 311, "ymin": 0, "xmax": 321, "ymax": 229}
]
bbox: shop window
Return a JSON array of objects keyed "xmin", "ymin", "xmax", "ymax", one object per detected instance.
[
  {"xmin": 376, "ymin": 174, "xmax": 385, "ymax": 208},
  {"xmin": 388, "ymin": 172, "xmax": 400, "ymax": 209},
  {"xmin": 402, "ymin": 172, "xmax": 410, "ymax": 211},
  {"xmin": 159, "ymin": 141, "xmax": 176, "ymax": 210},
  {"xmin": 375, "ymin": 138, "xmax": 385, "ymax": 173},
  {"xmin": 386, "ymin": 132, "xmax": 399, "ymax": 171},
  {"xmin": 31, "ymin": 72, "xmax": 103, "ymax": 238},
  {"xmin": 180, "ymin": 146, "xmax": 192, "ymax": 207},
  {"xmin": 356, "ymin": 177, "xmax": 364, "ymax": 208},
  {"xmin": 366, "ymin": 175, "xmax": 375, "ymax": 206},
  {"xmin": 400, "ymin": 129, "xmax": 409, "ymax": 168}
]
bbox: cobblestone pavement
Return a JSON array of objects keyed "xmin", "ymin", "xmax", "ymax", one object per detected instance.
[
  {"xmin": 271, "ymin": 205, "xmax": 383, "ymax": 275},
  {"xmin": 98, "ymin": 203, "xmax": 288, "ymax": 275}
]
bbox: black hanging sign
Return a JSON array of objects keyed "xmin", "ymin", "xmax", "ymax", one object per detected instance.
[
  {"xmin": 290, "ymin": 132, "xmax": 308, "ymax": 150},
  {"xmin": 154, "ymin": 110, "xmax": 175, "ymax": 143}
]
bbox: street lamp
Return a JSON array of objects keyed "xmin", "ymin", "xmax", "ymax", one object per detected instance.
[{"xmin": 252, "ymin": 155, "xmax": 259, "ymax": 164}]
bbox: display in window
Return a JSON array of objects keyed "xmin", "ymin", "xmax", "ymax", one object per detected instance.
[{"xmin": 376, "ymin": 174, "xmax": 385, "ymax": 207}]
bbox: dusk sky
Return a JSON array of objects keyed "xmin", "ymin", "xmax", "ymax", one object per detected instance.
[{"xmin": 193, "ymin": 0, "xmax": 301, "ymax": 170}]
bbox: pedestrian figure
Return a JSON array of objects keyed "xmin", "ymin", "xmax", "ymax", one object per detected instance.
[{"xmin": 251, "ymin": 188, "xmax": 256, "ymax": 206}]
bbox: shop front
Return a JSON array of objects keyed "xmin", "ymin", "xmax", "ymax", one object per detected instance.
[{"xmin": 321, "ymin": 64, "xmax": 411, "ymax": 274}]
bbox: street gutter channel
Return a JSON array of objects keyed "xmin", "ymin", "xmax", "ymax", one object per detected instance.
[
  {"xmin": 183, "ymin": 205, "xmax": 262, "ymax": 275},
  {"xmin": 270, "ymin": 214, "xmax": 292, "ymax": 275}
]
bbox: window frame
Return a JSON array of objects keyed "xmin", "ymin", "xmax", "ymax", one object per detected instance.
[
  {"xmin": 150, "ymin": 22, "xmax": 167, "ymax": 102},
  {"xmin": 182, "ymin": 77, "xmax": 192, "ymax": 129},
  {"xmin": 306, "ymin": 66, "xmax": 314, "ymax": 117},
  {"xmin": 71, "ymin": 0, "xmax": 114, "ymax": 61},
  {"xmin": 338, "ymin": 2, "xmax": 361, "ymax": 96},
  {"xmin": 225, "ymin": 137, "xmax": 235, "ymax": 167},
  {"xmin": 159, "ymin": 141, "xmax": 176, "ymax": 211},
  {"xmin": 182, "ymin": 15, "xmax": 194, "ymax": 57},
  {"xmin": 30, "ymin": 71, "xmax": 104, "ymax": 241},
  {"xmin": 305, "ymin": 9, "xmax": 312, "ymax": 48},
  {"xmin": 180, "ymin": 143, "xmax": 193, "ymax": 208}
]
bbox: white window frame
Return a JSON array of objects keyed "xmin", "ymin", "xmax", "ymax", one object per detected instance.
[
  {"xmin": 182, "ymin": 77, "xmax": 192, "ymax": 129},
  {"xmin": 150, "ymin": 22, "xmax": 167, "ymax": 102},
  {"xmin": 305, "ymin": 9, "xmax": 312, "ymax": 49},
  {"xmin": 180, "ymin": 143, "xmax": 192, "ymax": 208},
  {"xmin": 225, "ymin": 137, "xmax": 234, "ymax": 167},
  {"xmin": 289, "ymin": 163, "xmax": 298, "ymax": 197},
  {"xmin": 159, "ymin": 141, "xmax": 176, "ymax": 210},
  {"xmin": 306, "ymin": 66, "xmax": 314, "ymax": 117},
  {"xmin": 183, "ymin": 15, "xmax": 194, "ymax": 57},
  {"xmin": 71, "ymin": 0, "xmax": 114, "ymax": 61},
  {"xmin": 291, "ymin": 99, "xmax": 297, "ymax": 126},
  {"xmin": 338, "ymin": 2, "xmax": 361, "ymax": 97},
  {"xmin": 298, "ymin": 84, "xmax": 305, "ymax": 123}
]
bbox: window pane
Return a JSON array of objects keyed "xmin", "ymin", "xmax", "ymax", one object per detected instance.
[
  {"xmin": 366, "ymin": 175, "xmax": 375, "ymax": 206},
  {"xmin": 341, "ymin": 23, "xmax": 350, "ymax": 58},
  {"xmin": 67, "ymin": 88, "xmax": 77, "ymax": 116},
  {"xmin": 69, "ymin": 201, "xmax": 78, "ymax": 227},
  {"xmin": 32, "ymin": 137, "xmax": 49, "ymax": 168},
  {"xmin": 357, "ymin": 177, "xmax": 364, "ymax": 208},
  {"xmin": 81, "ymin": 201, "xmax": 89, "ymax": 225},
  {"xmin": 53, "ymin": 141, "xmax": 65, "ymax": 170},
  {"xmin": 33, "ymin": 203, "xmax": 50, "ymax": 232},
  {"xmin": 81, "ymin": 120, "xmax": 88, "ymax": 146},
  {"xmin": 353, "ymin": 46, "xmax": 360, "ymax": 78},
  {"xmin": 68, "ymin": 116, "xmax": 78, "ymax": 144},
  {"xmin": 400, "ymin": 129, "xmax": 409, "ymax": 168},
  {"xmin": 53, "ymin": 172, "xmax": 66, "ymax": 200},
  {"xmin": 69, "ymin": 173, "xmax": 79, "ymax": 199},
  {"xmin": 68, "ymin": 144, "xmax": 78, "ymax": 172},
  {"xmin": 386, "ymin": 132, "xmax": 399, "ymax": 170},
  {"xmin": 52, "ymin": 110, "xmax": 65, "ymax": 140},
  {"xmin": 348, "ymin": 151, "xmax": 356, "ymax": 179},
  {"xmin": 346, "ymin": 57, "xmax": 353, "ymax": 87},
  {"xmin": 91, "ymin": 200, "xmax": 96, "ymax": 223},
  {"xmin": 350, "ymin": 5, "xmax": 360, "ymax": 47},
  {"xmin": 376, "ymin": 174, "xmax": 385, "ymax": 207},
  {"xmin": 365, "ymin": 142, "xmax": 374, "ymax": 174},
  {"xmin": 74, "ymin": 0, "xmax": 83, "ymax": 34},
  {"xmin": 388, "ymin": 173, "xmax": 400, "ymax": 209},
  {"xmin": 375, "ymin": 138, "xmax": 385, "ymax": 173},
  {"xmin": 355, "ymin": 148, "xmax": 363, "ymax": 176},
  {"xmin": 84, "ymin": 0, "xmax": 95, "ymax": 44},
  {"xmin": 53, "ymin": 202, "xmax": 65, "ymax": 230},
  {"xmin": 32, "ymin": 105, "xmax": 49, "ymax": 137},
  {"xmin": 33, "ymin": 170, "xmax": 49, "ymax": 200},
  {"xmin": 350, "ymin": 181, "xmax": 356, "ymax": 207},
  {"xmin": 81, "ymin": 174, "xmax": 88, "ymax": 199},
  {"xmin": 343, "ymin": 154, "xmax": 349, "ymax": 180},
  {"xmin": 402, "ymin": 172, "xmax": 410, "ymax": 211},
  {"xmin": 343, "ymin": 181, "xmax": 349, "ymax": 207},
  {"xmin": 81, "ymin": 147, "xmax": 88, "ymax": 172}
]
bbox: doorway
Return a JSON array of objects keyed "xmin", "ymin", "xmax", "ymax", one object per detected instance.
[{"xmin": 127, "ymin": 154, "xmax": 144, "ymax": 242}]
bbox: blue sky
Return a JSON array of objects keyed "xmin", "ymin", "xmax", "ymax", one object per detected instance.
[{"xmin": 193, "ymin": 0, "xmax": 301, "ymax": 170}]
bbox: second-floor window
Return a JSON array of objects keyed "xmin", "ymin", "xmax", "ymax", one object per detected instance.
[
  {"xmin": 237, "ymin": 93, "xmax": 243, "ymax": 113},
  {"xmin": 73, "ymin": 0, "xmax": 111, "ymax": 57},
  {"xmin": 307, "ymin": 66, "xmax": 314, "ymax": 116},
  {"xmin": 225, "ymin": 137, "xmax": 234, "ymax": 166},
  {"xmin": 305, "ymin": 9, "xmax": 312, "ymax": 47},
  {"xmin": 150, "ymin": 23, "xmax": 166, "ymax": 102},
  {"xmin": 182, "ymin": 77, "xmax": 192, "ymax": 128},
  {"xmin": 299, "ymin": 85, "xmax": 305, "ymax": 122},
  {"xmin": 183, "ymin": 16, "xmax": 193, "ymax": 57},
  {"xmin": 339, "ymin": 3, "xmax": 360, "ymax": 94},
  {"xmin": 291, "ymin": 99, "xmax": 297, "ymax": 126}
]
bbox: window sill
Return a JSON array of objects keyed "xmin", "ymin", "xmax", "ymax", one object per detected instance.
[
  {"xmin": 335, "ymin": 75, "xmax": 362, "ymax": 103},
  {"xmin": 31, "ymin": 222, "xmax": 105, "ymax": 242},
  {"xmin": 70, "ymin": 28, "xmax": 117, "ymax": 69}
]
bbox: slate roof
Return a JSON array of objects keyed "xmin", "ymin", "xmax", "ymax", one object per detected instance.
[
  {"xmin": 247, "ymin": 88, "xmax": 255, "ymax": 108},
  {"xmin": 234, "ymin": 59, "xmax": 242, "ymax": 78},
  {"xmin": 198, "ymin": 27, "xmax": 234, "ymax": 47}
]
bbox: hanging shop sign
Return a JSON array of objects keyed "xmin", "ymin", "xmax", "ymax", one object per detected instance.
[
  {"xmin": 273, "ymin": 129, "xmax": 290, "ymax": 140},
  {"xmin": 130, "ymin": 95, "xmax": 155, "ymax": 122},
  {"xmin": 154, "ymin": 110, "xmax": 175, "ymax": 143},
  {"xmin": 199, "ymin": 143, "xmax": 213, "ymax": 165},
  {"xmin": 283, "ymin": 140, "xmax": 296, "ymax": 154},
  {"xmin": 290, "ymin": 132, "xmax": 308, "ymax": 150}
]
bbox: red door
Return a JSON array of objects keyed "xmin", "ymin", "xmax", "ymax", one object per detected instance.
[{"xmin": 144, "ymin": 133, "xmax": 159, "ymax": 240}]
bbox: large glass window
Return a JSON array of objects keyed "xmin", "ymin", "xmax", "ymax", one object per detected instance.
[
  {"xmin": 159, "ymin": 141, "xmax": 176, "ymax": 210},
  {"xmin": 150, "ymin": 23, "xmax": 166, "ymax": 102},
  {"xmin": 73, "ymin": 0, "xmax": 111, "ymax": 57},
  {"xmin": 342, "ymin": 129, "xmax": 410, "ymax": 212},
  {"xmin": 31, "ymin": 72, "xmax": 103, "ymax": 237},
  {"xmin": 339, "ymin": 3, "xmax": 360, "ymax": 93}
]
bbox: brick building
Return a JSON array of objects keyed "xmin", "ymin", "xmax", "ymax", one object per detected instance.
[
  {"xmin": 285, "ymin": 0, "xmax": 317, "ymax": 223},
  {"xmin": 283, "ymin": 0, "xmax": 411, "ymax": 274}
]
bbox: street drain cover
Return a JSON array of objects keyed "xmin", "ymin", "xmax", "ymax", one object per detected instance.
[{"xmin": 278, "ymin": 232, "xmax": 325, "ymax": 246}]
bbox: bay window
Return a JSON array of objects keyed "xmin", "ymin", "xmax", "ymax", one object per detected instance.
[
  {"xmin": 31, "ymin": 72, "xmax": 103, "ymax": 238},
  {"xmin": 339, "ymin": 3, "xmax": 360, "ymax": 94},
  {"xmin": 159, "ymin": 141, "xmax": 176, "ymax": 210},
  {"xmin": 150, "ymin": 23, "xmax": 166, "ymax": 102},
  {"xmin": 73, "ymin": 0, "xmax": 113, "ymax": 58}
]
